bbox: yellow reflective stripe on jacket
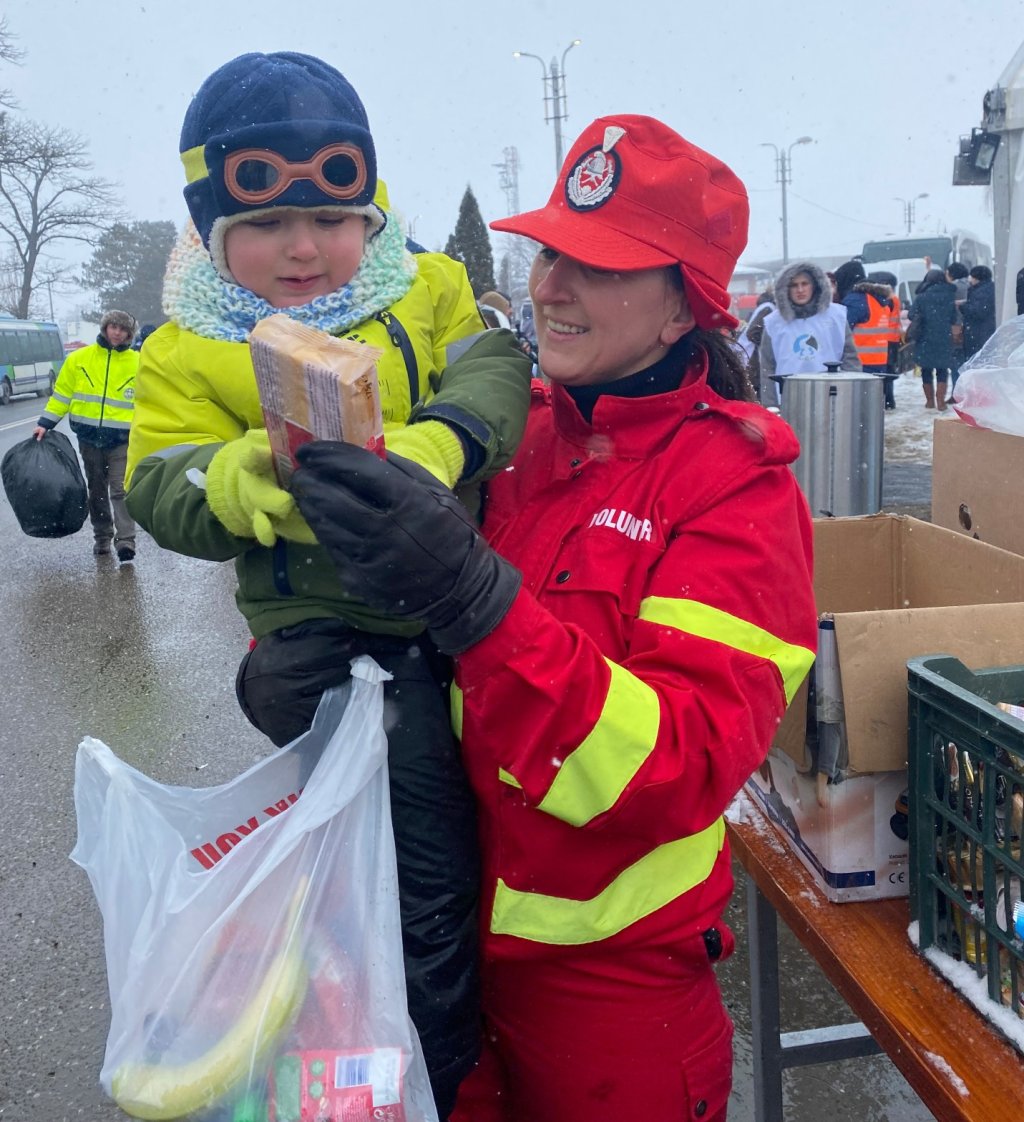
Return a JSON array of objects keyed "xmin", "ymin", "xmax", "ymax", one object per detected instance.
[
  {"xmin": 638, "ymin": 597, "xmax": 813, "ymax": 705},
  {"xmin": 450, "ymin": 681, "xmax": 463, "ymax": 740},
  {"xmin": 61, "ymin": 389, "xmax": 133, "ymax": 408},
  {"xmin": 535, "ymin": 660, "xmax": 660, "ymax": 827},
  {"xmin": 490, "ymin": 817, "xmax": 725, "ymax": 944}
]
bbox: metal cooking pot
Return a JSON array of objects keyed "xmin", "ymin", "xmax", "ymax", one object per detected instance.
[{"xmin": 778, "ymin": 371, "xmax": 884, "ymax": 517}]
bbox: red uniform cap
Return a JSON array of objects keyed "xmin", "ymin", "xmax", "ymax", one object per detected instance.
[{"xmin": 491, "ymin": 114, "xmax": 749, "ymax": 330}]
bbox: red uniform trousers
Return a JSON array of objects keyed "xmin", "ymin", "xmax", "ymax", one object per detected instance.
[{"xmin": 451, "ymin": 940, "xmax": 734, "ymax": 1122}]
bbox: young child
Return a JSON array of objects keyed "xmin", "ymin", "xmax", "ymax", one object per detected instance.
[{"xmin": 125, "ymin": 51, "xmax": 531, "ymax": 1118}]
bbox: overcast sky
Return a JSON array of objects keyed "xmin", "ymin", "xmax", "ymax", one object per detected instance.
[{"xmin": 3, "ymin": 0, "xmax": 1022, "ymax": 318}]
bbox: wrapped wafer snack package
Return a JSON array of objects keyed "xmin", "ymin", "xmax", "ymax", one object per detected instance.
[{"xmin": 250, "ymin": 314, "xmax": 385, "ymax": 485}]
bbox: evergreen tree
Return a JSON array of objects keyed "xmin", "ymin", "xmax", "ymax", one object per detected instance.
[
  {"xmin": 80, "ymin": 220, "xmax": 177, "ymax": 326},
  {"xmin": 446, "ymin": 186, "xmax": 495, "ymax": 296}
]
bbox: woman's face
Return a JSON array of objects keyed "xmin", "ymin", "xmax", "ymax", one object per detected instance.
[
  {"xmin": 528, "ymin": 249, "xmax": 694, "ymax": 386},
  {"xmin": 788, "ymin": 272, "xmax": 815, "ymax": 306}
]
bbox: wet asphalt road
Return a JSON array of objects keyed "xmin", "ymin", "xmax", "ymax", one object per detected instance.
[{"xmin": 0, "ymin": 391, "xmax": 937, "ymax": 1122}]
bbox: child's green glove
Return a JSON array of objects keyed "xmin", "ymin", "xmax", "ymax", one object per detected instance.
[
  {"xmin": 383, "ymin": 420, "xmax": 466, "ymax": 489},
  {"xmin": 205, "ymin": 429, "xmax": 317, "ymax": 547}
]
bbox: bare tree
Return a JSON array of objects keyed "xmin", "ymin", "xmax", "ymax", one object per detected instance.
[
  {"xmin": 0, "ymin": 16, "xmax": 24, "ymax": 111},
  {"xmin": 0, "ymin": 252, "xmax": 24, "ymax": 315},
  {"xmin": 0, "ymin": 117, "xmax": 121, "ymax": 318}
]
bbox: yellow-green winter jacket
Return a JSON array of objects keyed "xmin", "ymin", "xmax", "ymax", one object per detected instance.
[
  {"xmin": 126, "ymin": 250, "xmax": 532, "ymax": 639},
  {"xmin": 39, "ymin": 337, "xmax": 138, "ymax": 448}
]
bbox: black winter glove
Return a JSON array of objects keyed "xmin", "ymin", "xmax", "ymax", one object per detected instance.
[{"xmin": 291, "ymin": 441, "xmax": 522, "ymax": 654}]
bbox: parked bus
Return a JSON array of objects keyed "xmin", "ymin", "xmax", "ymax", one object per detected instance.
[{"xmin": 0, "ymin": 316, "xmax": 65, "ymax": 405}]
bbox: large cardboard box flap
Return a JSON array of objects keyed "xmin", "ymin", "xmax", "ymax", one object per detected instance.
[
  {"xmin": 932, "ymin": 419, "xmax": 1024, "ymax": 556},
  {"xmin": 832, "ymin": 602, "xmax": 1024, "ymax": 772},
  {"xmin": 775, "ymin": 514, "xmax": 1024, "ymax": 773}
]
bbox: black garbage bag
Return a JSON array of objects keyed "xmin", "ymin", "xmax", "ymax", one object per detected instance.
[{"xmin": 1, "ymin": 431, "xmax": 88, "ymax": 537}]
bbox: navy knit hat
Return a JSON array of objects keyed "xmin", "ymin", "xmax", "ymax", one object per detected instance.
[
  {"xmin": 833, "ymin": 259, "xmax": 866, "ymax": 302},
  {"xmin": 179, "ymin": 52, "xmax": 380, "ymax": 265}
]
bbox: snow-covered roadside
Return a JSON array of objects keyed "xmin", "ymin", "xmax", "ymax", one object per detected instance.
[{"xmin": 884, "ymin": 370, "xmax": 961, "ymax": 465}]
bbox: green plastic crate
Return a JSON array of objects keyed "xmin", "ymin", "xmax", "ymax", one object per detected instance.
[{"xmin": 907, "ymin": 655, "xmax": 1024, "ymax": 1024}]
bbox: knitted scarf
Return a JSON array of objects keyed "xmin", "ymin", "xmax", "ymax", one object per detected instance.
[{"xmin": 162, "ymin": 214, "xmax": 418, "ymax": 342}]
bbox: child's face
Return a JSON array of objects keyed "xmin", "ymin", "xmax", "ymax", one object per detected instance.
[{"xmin": 223, "ymin": 208, "xmax": 367, "ymax": 307}]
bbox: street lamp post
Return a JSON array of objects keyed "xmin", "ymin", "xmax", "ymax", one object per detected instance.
[
  {"xmin": 514, "ymin": 40, "xmax": 581, "ymax": 176},
  {"xmin": 760, "ymin": 136, "xmax": 813, "ymax": 264},
  {"xmin": 894, "ymin": 193, "xmax": 928, "ymax": 234}
]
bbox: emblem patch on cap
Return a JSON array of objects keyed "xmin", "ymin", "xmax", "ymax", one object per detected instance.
[{"xmin": 565, "ymin": 146, "xmax": 621, "ymax": 211}]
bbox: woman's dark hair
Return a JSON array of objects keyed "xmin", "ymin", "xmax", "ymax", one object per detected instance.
[
  {"xmin": 946, "ymin": 261, "xmax": 969, "ymax": 280},
  {"xmin": 915, "ymin": 267, "xmax": 947, "ymax": 295},
  {"xmin": 698, "ymin": 329, "xmax": 757, "ymax": 401},
  {"xmin": 667, "ymin": 267, "xmax": 755, "ymax": 402},
  {"xmin": 970, "ymin": 264, "xmax": 993, "ymax": 283}
]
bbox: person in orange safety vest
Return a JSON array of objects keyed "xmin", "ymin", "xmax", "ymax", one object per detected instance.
[
  {"xmin": 836, "ymin": 258, "xmax": 898, "ymax": 409},
  {"xmin": 868, "ymin": 269, "xmax": 903, "ymax": 409}
]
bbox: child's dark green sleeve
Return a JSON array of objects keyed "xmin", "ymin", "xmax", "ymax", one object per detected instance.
[{"xmin": 410, "ymin": 328, "xmax": 532, "ymax": 484}]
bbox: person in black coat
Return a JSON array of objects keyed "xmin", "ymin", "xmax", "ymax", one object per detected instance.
[
  {"xmin": 961, "ymin": 265, "xmax": 996, "ymax": 358},
  {"xmin": 908, "ymin": 268, "xmax": 957, "ymax": 409}
]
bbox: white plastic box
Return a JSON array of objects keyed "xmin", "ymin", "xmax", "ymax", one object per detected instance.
[{"xmin": 745, "ymin": 749, "xmax": 909, "ymax": 903}]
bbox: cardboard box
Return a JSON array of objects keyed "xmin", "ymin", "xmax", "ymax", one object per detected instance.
[
  {"xmin": 746, "ymin": 750, "xmax": 910, "ymax": 902},
  {"xmin": 932, "ymin": 418, "xmax": 1024, "ymax": 556},
  {"xmin": 756, "ymin": 514, "xmax": 1024, "ymax": 901},
  {"xmin": 774, "ymin": 514, "xmax": 1024, "ymax": 777}
]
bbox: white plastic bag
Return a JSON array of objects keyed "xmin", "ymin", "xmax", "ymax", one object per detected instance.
[
  {"xmin": 71, "ymin": 656, "xmax": 438, "ymax": 1122},
  {"xmin": 952, "ymin": 314, "xmax": 1024, "ymax": 436}
]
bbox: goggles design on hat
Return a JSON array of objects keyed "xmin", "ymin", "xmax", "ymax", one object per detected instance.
[
  {"xmin": 179, "ymin": 53, "xmax": 379, "ymax": 249},
  {"xmin": 223, "ymin": 143, "xmax": 369, "ymax": 206},
  {"xmin": 180, "ymin": 119, "xmax": 378, "ymax": 249}
]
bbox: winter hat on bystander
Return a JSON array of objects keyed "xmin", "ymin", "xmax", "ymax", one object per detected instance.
[
  {"xmin": 100, "ymin": 309, "xmax": 137, "ymax": 339},
  {"xmin": 833, "ymin": 259, "xmax": 866, "ymax": 302}
]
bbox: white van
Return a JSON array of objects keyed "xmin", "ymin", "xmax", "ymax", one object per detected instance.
[
  {"xmin": 862, "ymin": 258, "xmax": 930, "ymax": 323},
  {"xmin": 861, "ymin": 231, "xmax": 992, "ymax": 274}
]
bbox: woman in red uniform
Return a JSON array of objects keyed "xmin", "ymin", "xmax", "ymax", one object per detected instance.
[{"xmin": 291, "ymin": 115, "xmax": 818, "ymax": 1122}]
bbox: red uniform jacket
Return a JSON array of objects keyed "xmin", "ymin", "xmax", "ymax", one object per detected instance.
[{"xmin": 454, "ymin": 360, "xmax": 817, "ymax": 962}]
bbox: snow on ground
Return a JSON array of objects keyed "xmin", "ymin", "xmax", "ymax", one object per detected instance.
[{"xmin": 883, "ymin": 370, "xmax": 959, "ymax": 465}]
